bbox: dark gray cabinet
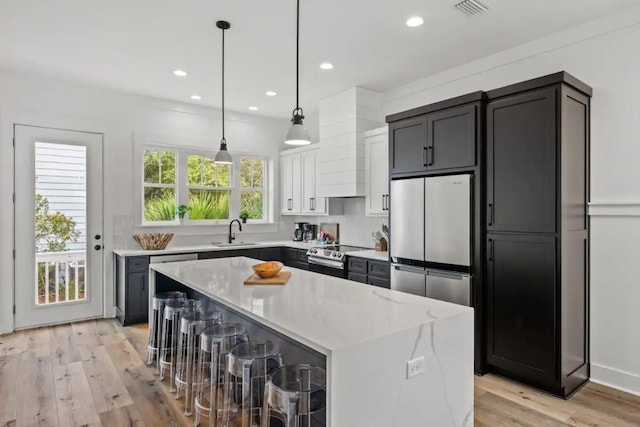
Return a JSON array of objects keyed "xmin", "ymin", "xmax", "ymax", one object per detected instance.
[
  {"xmin": 283, "ymin": 248, "xmax": 308, "ymax": 270},
  {"xmin": 389, "ymin": 116, "xmax": 428, "ymax": 175},
  {"xmin": 486, "ymin": 234, "xmax": 556, "ymax": 383},
  {"xmin": 487, "ymin": 87, "xmax": 557, "ymax": 233},
  {"xmin": 346, "ymin": 257, "xmax": 390, "ymax": 289},
  {"xmin": 116, "ymin": 255, "xmax": 149, "ymax": 326},
  {"xmin": 388, "ymin": 92, "xmax": 483, "ymax": 177},
  {"xmin": 426, "ymin": 103, "xmax": 477, "ymax": 170},
  {"xmin": 485, "ymin": 74, "xmax": 591, "ymax": 397}
]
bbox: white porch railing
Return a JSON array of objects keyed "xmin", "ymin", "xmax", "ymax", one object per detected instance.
[{"xmin": 35, "ymin": 250, "xmax": 86, "ymax": 305}]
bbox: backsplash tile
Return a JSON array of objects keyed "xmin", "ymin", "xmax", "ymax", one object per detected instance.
[{"xmin": 291, "ymin": 198, "xmax": 388, "ymax": 248}]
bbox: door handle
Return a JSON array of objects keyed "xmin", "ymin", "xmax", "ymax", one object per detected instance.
[
  {"xmin": 311, "ymin": 197, "xmax": 315, "ymax": 211},
  {"xmin": 488, "ymin": 239, "xmax": 494, "ymax": 261},
  {"xmin": 94, "ymin": 245, "xmax": 102, "ymax": 251},
  {"xmin": 382, "ymin": 195, "xmax": 385, "ymax": 211},
  {"xmin": 422, "ymin": 147, "xmax": 428, "ymax": 166},
  {"xmin": 427, "ymin": 146, "xmax": 434, "ymax": 166},
  {"xmin": 95, "ymin": 234, "xmax": 101, "ymax": 240},
  {"xmin": 488, "ymin": 203, "xmax": 494, "ymax": 226}
]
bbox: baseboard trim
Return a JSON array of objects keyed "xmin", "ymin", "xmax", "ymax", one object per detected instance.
[
  {"xmin": 590, "ymin": 363, "xmax": 640, "ymax": 397},
  {"xmin": 589, "ymin": 202, "xmax": 640, "ymax": 217}
]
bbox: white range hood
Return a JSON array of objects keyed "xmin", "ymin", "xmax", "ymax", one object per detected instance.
[{"xmin": 317, "ymin": 87, "xmax": 384, "ymax": 198}]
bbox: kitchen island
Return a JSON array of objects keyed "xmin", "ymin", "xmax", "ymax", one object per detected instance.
[{"xmin": 149, "ymin": 257, "xmax": 473, "ymax": 426}]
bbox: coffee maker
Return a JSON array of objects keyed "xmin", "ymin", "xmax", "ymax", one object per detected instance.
[
  {"xmin": 303, "ymin": 224, "xmax": 317, "ymax": 242},
  {"xmin": 293, "ymin": 222, "xmax": 308, "ymax": 241}
]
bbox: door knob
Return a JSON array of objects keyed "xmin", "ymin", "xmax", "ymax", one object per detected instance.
[
  {"xmin": 95, "ymin": 234, "xmax": 101, "ymax": 240},
  {"xmin": 94, "ymin": 245, "xmax": 102, "ymax": 250}
]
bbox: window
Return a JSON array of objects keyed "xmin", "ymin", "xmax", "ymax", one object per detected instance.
[
  {"xmin": 141, "ymin": 147, "xmax": 268, "ymax": 225},
  {"xmin": 143, "ymin": 149, "xmax": 177, "ymax": 222},
  {"xmin": 187, "ymin": 154, "xmax": 231, "ymax": 220},
  {"xmin": 240, "ymin": 157, "xmax": 265, "ymax": 220}
]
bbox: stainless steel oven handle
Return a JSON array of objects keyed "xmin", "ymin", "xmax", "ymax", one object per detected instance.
[{"xmin": 308, "ymin": 257, "xmax": 344, "ymax": 269}]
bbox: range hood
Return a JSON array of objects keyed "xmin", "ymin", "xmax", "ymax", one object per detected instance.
[{"xmin": 317, "ymin": 87, "xmax": 384, "ymax": 198}]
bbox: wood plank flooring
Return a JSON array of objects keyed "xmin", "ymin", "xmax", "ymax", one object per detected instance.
[{"xmin": 1, "ymin": 319, "xmax": 639, "ymax": 426}]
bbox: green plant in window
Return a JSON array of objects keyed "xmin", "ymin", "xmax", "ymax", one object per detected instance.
[
  {"xmin": 144, "ymin": 194, "xmax": 176, "ymax": 221},
  {"xmin": 188, "ymin": 191, "xmax": 230, "ymax": 220},
  {"xmin": 176, "ymin": 204, "xmax": 191, "ymax": 219},
  {"xmin": 239, "ymin": 210, "xmax": 249, "ymax": 223}
]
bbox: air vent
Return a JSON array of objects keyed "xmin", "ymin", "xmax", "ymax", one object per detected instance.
[{"xmin": 455, "ymin": 0, "xmax": 488, "ymax": 16}]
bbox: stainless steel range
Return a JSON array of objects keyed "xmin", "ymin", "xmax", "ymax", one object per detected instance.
[{"xmin": 306, "ymin": 245, "xmax": 369, "ymax": 278}]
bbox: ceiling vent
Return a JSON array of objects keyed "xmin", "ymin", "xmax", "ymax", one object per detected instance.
[{"xmin": 455, "ymin": 0, "xmax": 489, "ymax": 16}]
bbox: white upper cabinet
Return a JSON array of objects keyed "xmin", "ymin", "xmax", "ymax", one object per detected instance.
[
  {"xmin": 281, "ymin": 146, "xmax": 342, "ymax": 216},
  {"xmin": 365, "ymin": 126, "xmax": 389, "ymax": 216}
]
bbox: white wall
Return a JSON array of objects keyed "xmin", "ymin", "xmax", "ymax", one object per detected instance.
[
  {"xmin": 0, "ymin": 68, "xmax": 291, "ymax": 334},
  {"xmin": 382, "ymin": 5, "xmax": 640, "ymax": 395}
]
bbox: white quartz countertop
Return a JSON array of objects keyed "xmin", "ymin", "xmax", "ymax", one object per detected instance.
[
  {"xmin": 345, "ymin": 249, "xmax": 389, "ymax": 261},
  {"xmin": 149, "ymin": 257, "xmax": 471, "ymax": 354},
  {"xmin": 113, "ymin": 240, "xmax": 318, "ymax": 257}
]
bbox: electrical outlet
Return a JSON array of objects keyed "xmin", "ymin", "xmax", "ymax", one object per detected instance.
[{"xmin": 407, "ymin": 356, "xmax": 425, "ymax": 379}]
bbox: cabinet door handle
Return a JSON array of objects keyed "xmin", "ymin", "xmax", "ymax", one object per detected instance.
[
  {"xmin": 288, "ymin": 199, "xmax": 292, "ymax": 211},
  {"xmin": 422, "ymin": 147, "xmax": 428, "ymax": 167},
  {"xmin": 488, "ymin": 239, "xmax": 494, "ymax": 261},
  {"xmin": 488, "ymin": 203, "xmax": 494, "ymax": 226},
  {"xmin": 311, "ymin": 198, "xmax": 315, "ymax": 211},
  {"xmin": 384, "ymin": 195, "xmax": 389, "ymax": 211},
  {"xmin": 427, "ymin": 146, "xmax": 434, "ymax": 166},
  {"xmin": 382, "ymin": 195, "xmax": 385, "ymax": 211}
]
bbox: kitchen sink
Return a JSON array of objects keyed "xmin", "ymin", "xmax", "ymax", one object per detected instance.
[{"xmin": 211, "ymin": 242, "xmax": 258, "ymax": 247}]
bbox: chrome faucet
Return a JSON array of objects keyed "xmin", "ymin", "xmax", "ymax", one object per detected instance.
[{"xmin": 228, "ymin": 219, "xmax": 242, "ymax": 244}]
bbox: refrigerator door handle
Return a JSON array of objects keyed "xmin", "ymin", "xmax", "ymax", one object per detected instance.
[
  {"xmin": 426, "ymin": 269, "xmax": 469, "ymax": 281},
  {"xmin": 392, "ymin": 264, "xmax": 428, "ymax": 275}
]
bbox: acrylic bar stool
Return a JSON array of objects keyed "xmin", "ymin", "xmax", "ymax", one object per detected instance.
[
  {"xmin": 147, "ymin": 291, "xmax": 186, "ymax": 365},
  {"xmin": 193, "ymin": 323, "xmax": 249, "ymax": 427},
  {"xmin": 261, "ymin": 364, "xmax": 326, "ymax": 427},
  {"xmin": 175, "ymin": 310, "xmax": 224, "ymax": 416},
  {"xmin": 223, "ymin": 341, "xmax": 283, "ymax": 427},
  {"xmin": 158, "ymin": 299, "xmax": 206, "ymax": 389}
]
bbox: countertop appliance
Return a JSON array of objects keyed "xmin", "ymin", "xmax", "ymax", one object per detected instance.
[
  {"xmin": 390, "ymin": 174, "xmax": 472, "ymax": 306},
  {"xmin": 306, "ymin": 245, "xmax": 369, "ymax": 278},
  {"xmin": 293, "ymin": 222, "xmax": 308, "ymax": 242},
  {"xmin": 302, "ymin": 224, "xmax": 317, "ymax": 242}
]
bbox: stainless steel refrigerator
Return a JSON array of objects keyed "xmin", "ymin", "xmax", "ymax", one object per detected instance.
[{"xmin": 390, "ymin": 174, "xmax": 472, "ymax": 306}]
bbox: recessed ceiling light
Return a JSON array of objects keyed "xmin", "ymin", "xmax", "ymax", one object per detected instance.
[
  {"xmin": 190, "ymin": 94, "xmax": 202, "ymax": 100},
  {"xmin": 173, "ymin": 69, "xmax": 188, "ymax": 77},
  {"xmin": 406, "ymin": 16, "xmax": 424, "ymax": 27},
  {"xmin": 320, "ymin": 62, "xmax": 334, "ymax": 70},
  {"xmin": 265, "ymin": 90, "xmax": 277, "ymax": 96},
  {"xmin": 249, "ymin": 106, "xmax": 259, "ymax": 111}
]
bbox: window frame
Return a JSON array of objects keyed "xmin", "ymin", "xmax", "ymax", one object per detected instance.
[
  {"xmin": 141, "ymin": 148, "xmax": 178, "ymax": 226},
  {"xmin": 141, "ymin": 144, "xmax": 270, "ymax": 226}
]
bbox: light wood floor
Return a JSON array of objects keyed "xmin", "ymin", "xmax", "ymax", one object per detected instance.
[{"xmin": 1, "ymin": 319, "xmax": 639, "ymax": 427}]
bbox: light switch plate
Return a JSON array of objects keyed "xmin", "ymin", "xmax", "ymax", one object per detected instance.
[{"xmin": 407, "ymin": 356, "xmax": 425, "ymax": 379}]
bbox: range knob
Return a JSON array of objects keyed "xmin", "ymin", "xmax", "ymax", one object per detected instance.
[
  {"xmin": 309, "ymin": 248, "xmax": 317, "ymax": 254},
  {"xmin": 330, "ymin": 251, "xmax": 338, "ymax": 257}
]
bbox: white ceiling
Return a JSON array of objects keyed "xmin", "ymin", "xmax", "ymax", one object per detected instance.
[{"xmin": 1, "ymin": 0, "xmax": 637, "ymax": 118}]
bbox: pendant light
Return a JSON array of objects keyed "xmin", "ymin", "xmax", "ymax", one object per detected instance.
[
  {"xmin": 284, "ymin": 0, "xmax": 311, "ymax": 145},
  {"xmin": 214, "ymin": 20, "xmax": 233, "ymax": 164}
]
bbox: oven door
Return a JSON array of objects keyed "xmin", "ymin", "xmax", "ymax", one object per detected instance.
[{"xmin": 308, "ymin": 257, "xmax": 346, "ymax": 278}]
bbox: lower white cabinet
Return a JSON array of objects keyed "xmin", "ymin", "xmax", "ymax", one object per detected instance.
[
  {"xmin": 281, "ymin": 146, "xmax": 342, "ymax": 216},
  {"xmin": 364, "ymin": 126, "xmax": 389, "ymax": 216}
]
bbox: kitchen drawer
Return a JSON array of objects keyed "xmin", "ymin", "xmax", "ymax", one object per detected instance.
[
  {"xmin": 259, "ymin": 247, "xmax": 282, "ymax": 261},
  {"xmin": 347, "ymin": 257, "xmax": 367, "ymax": 274},
  {"xmin": 348, "ymin": 273, "xmax": 368, "ymax": 284},
  {"xmin": 368, "ymin": 276, "xmax": 390, "ymax": 289},
  {"xmin": 296, "ymin": 261, "xmax": 309, "ymax": 271},
  {"xmin": 368, "ymin": 260, "xmax": 390, "ymax": 279},
  {"xmin": 127, "ymin": 256, "xmax": 149, "ymax": 273},
  {"xmin": 298, "ymin": 249, "xmax": 309, "ymax": 263}
]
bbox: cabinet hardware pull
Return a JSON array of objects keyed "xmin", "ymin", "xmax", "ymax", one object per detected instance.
[
  {"xmin": 311, "ymin": 197, "xmax": 315, "ymax": 211},
  {"xmin": 382, "ymin": 195, "xmax": 385, "ymax": 211},
  {"xmin": 488, "ymin": 239, "xmax": 494, "ymax": 261},
  {"xmin": 488, "ymin": 203, "xmax": 493, "ymax": 226},
  {"xmin": 427, "ymin": 146, "xmax": 434, "ymax": 166},
  {"xmin": 423, "ymin": 147, "xmax": 428, "ymax": 166}
]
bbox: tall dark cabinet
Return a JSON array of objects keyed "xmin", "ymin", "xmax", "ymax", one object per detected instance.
[{"xmin": 485, "ymin": 73, "xmax": 591, "ymax": 397}]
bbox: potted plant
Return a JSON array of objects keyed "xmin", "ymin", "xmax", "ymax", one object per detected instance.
[
  {"xmin": 176, "ymin": 204, "xmax": 190, "ymax": 224},
  {"xmin": 239, "ymin": 210, "xmax": 249, "ymax": 224}
]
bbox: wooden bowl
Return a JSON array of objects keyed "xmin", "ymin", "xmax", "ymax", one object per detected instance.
[
  {"xmin": 133, "ymin": 233, "xmax": 174, "ymax": 250},
  {"xmin": 252, "ymin": 261, "xmax": 283, "ymax": 279}
]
